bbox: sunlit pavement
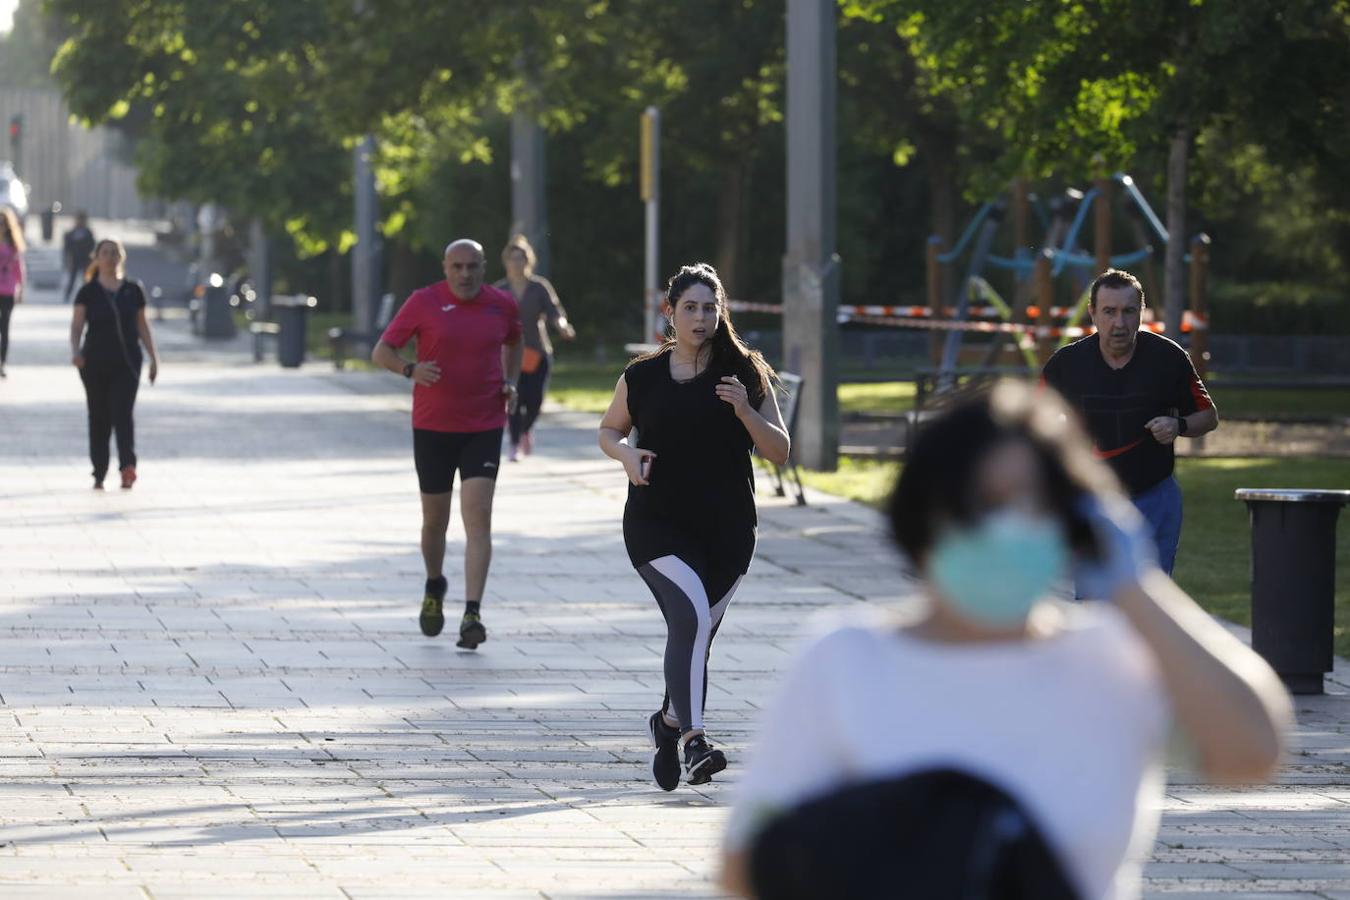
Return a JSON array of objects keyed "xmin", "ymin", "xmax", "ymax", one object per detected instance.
[{"xmin": 0, "ymin": 286, "xmax": 1347, "ymax": 898}]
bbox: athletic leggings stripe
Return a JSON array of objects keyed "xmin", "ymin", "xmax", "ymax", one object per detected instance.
[{"xmin": 640, "ymin": 556, "xmax": 742, "ymax": 733}]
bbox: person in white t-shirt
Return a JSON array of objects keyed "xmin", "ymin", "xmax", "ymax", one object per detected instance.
[{"xmin": 720, "ymin": 380, "xmax": 1291, "ymax": 900}]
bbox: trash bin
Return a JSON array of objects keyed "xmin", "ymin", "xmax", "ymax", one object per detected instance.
[
  {"xmin": 273, "ymin": 294, "xmax": 318, "ymax": 368},
  {"xmin": 202, "ymin": 274, "xmax": 237, "ymax": 339},
  {"xmin": 1235, "ymin": 489, "xmax": 1350, "ymax": 695},
  {"xmin": 40, "ymin": 202, "xmax": 59, "ymax": 243}
]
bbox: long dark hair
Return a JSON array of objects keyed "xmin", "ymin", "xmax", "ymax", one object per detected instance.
[
  {"xmin": 630, "ymin": 262, "xmax": 777, "ymax": 398},
  {"xmin": 0, "ymin": 207, "xmax": 24, "ymax": 253},
  {"xmin": 889, "ymin": 380, "xmax": 1111, "ymax": 567}
]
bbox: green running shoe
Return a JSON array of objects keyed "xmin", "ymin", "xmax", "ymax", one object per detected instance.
[
  {"xmin": 419, "ymin": 594, "xmax": 445, "ymax": 637},
  {"xmin": 456, "ymin": 612, "xmax": 487, "ymax": 649}
]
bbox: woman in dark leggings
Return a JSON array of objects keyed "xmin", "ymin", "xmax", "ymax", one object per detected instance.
[
  {"xmin": 70, "ymin": 239, "xmax": 159, "ymax": 489},
  {"xmin": 0, "ymin": 207, "xmax": 25, "ymax": 379},
  {"xmin": 599, "ymin": 263, "xmax": 790, "ymax": 790},
  {"xmin": 494, "ymin": 234, "xmax": 574, "ymax": 462}
]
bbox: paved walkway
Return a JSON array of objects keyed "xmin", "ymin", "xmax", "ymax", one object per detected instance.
[{"xmin": 1, "ymin": 288, "xmax": 1348, "ymax": 898}]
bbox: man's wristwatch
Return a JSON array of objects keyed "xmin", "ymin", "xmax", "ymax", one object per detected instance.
[
  {"xmin": 1176, "ymin": 415, "xmax": 1188, "ymax": 436},
  {"xmin": 402, "ymin": 362, "xmax": 416, "ymax": 379}
]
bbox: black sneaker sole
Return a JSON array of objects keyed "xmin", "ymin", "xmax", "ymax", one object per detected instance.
[
  {"xmin": 419, "ymin": 602, "xmax": 444, "ymax": 637},
  {"xmin": 456, "ymin": 620, "xmax": 487, "ymax": 649},
  {"xmin": 648, "ymin": 714, "xmax": 680, "ymax": 792},
  {"xmin": 685, "ymin": 748, "xmax": 727, "ymax": 785}
]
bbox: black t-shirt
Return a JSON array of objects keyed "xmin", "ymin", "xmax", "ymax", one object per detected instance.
[
  {"xmin": 624, "ymin": 349, "xmax": 766, "ymax": 531},
  {"xmin": 74, "ymin": 279, "xmax": 146, "ymax": 369},
  {"xmin": 1043, "ymin": 330, "xmax": 1213, "ymax": 495},
  {"xmin": 64, "ymin": 226, "xmax": 95, "ymax": 269}
]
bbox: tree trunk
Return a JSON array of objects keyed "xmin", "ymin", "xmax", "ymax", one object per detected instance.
[
  {"xmin": 1163, "ymin": 123, "xmax": 1190, "ymax": 337},
  {"xmin": 386, "ymin": 238, "xmax": 421, "ymax": 305},
  {"xmin": 715, "ymin": 159, "xmax": 747, "ymax": 299}
]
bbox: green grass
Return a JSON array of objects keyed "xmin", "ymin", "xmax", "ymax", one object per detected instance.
[
  {"xmin": 548, "ymin": 361, "xmax": 1350, "ymax": 656},
  {"xmin": 795, "ymin": 456, "xmax": 900, "ymax": 507},
  {"xmin": 1207, "ymin": 385, "xmax": 1350, "ymax": 420},
  {"xmin": 1172, "ymin": 457, "xmax": 1350, "ymax": 658},
  {"xmin": 788, "ymin": 454, "xmax": 1350, "ymax": 658}
]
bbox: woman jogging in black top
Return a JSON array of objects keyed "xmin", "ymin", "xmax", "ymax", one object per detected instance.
[
  {"xmin": 599, "ymin": 263, "xmax": 790, "ymax": 790},
  {"xmin": 70, "ymin": 239, "xmax": 159, "ymax": 490}
]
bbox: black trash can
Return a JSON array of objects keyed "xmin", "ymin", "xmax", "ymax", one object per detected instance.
[
  {"xmin": 202, "ymin": 274, "xmax": 237, "ymax": 339},
  {"xmin": 1235, "ymin": 489, "xmax": 1350, "ymax": 695},
  {"xmin": 274, "ymin": 294, "xmax": 317, "ymax": 368},
  {"xmin": 40, "ymin": 203, "xmax": 59, "ymax": 242}
]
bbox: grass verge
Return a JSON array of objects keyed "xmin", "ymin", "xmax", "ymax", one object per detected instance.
[{"xmin": 789, "ymin": 454, "xmax": 1350, "ymax": 659}]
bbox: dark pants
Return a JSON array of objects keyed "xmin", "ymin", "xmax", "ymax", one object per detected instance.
[
  {"xmin": 65, "ymin": 268, "xmax": 82, "ymax": 302},
  {"xmin": 0, "ymin": 295, "xmax": 12, "ymax": 364},
  {"xmin": 80, "ymin": 363, "xmax": 140, "ymax": 479},
  {"xmin": 508, "ymin": 353, "xmax": 550, "ymax": 445}
]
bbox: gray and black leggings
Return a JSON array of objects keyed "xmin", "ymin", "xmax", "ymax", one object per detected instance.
[{"xmin": 637, "ymin": 554, "xmax": 748, "ymax": 735}]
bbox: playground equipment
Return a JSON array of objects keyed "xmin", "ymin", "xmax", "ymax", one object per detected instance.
[
  {"xmin": 916, "ymin": 172, "xmax": 1211, "ymax": 385},
  {"xmin": 723, "ymin": 173, "xmax": 1211, "ymax": 390}
]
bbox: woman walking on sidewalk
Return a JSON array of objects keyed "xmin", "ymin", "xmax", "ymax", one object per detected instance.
[
  {"xmin": 0, "ymin": 207, "xmax": 26, "ymax": 378},
  {"xmin": 70, "ymin": 239, "xmax": 159, "ymax": 489},
  {"xmin": 494, "ymin": 234, "xmax": 575, "ymax": 462},
  {"xmin": 599, "ymin": 262, "xmax": 790, "ymax": 790}
]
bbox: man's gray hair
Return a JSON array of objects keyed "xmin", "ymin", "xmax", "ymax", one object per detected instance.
[{"xmin": 444, "ymin": 239, "xmax": 484, "ymax": 258}]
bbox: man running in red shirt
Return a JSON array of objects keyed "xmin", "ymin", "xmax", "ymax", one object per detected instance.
[{"xmin": 373, "ymin": 239, "xmax": 524, "ymax": 648}]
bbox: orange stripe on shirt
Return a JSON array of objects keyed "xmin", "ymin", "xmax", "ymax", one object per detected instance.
[{"xmin": 1095, "ymin": 437, "xmax": 1146, "ymax": 460}]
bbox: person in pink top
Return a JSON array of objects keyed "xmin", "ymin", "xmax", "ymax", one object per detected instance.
[
  {"xmin": 0, "ymin": 207, "xmax": 26, "ymax": 379},
  {"xmin": 372, "ymin": 239, "xmax": 524, "ymax": 648}
]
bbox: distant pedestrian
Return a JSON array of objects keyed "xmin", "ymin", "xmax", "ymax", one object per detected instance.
[
  {"xmin": 0, "ymin": 207, "xmax": 25, "ymax": 379},
  {"xmin": 494, "ymin": 233, "xmax": 575, "ymax": 462},
  {"xmin": 598, "ymin": 263, "xmax": 790, "ymax": 790},
  {"xmin": 719, "ymin": 381, "xmax": 1288, "ymax": 900},
  {"xmin": 70, "ymin": 239, "xmax": 160, "ymax": 490},
  {"xmin": 63, "ymin": 210, "xmax": 96, "ymax": 303},
  {"xmin": 1042, "ymin": 268, "xmax": 1217, "ymax": 578},
  {"xmin": 371, "ymin": 239, "xmax": 523, "ymax": 649}
]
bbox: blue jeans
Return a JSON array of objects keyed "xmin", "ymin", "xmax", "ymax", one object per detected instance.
[{"xmin": 1132, "ymin": 475, "xmax": 1183, "ymax": 575}]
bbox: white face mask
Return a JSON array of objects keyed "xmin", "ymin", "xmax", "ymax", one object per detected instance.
[{"xmin": 927, "ymin": 509, "xmax": 1069, "ymax": 627}]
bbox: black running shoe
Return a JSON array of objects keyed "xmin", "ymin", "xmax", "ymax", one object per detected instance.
[
  {"xmin": 419, "ymin": 577, "xmax": 447, "ymax": 637},
  {"xmin": 456, "ymin": 612, "xmax": 487, "ymax": 649},
  {"xmin": 648, "ymin": 712, "xmax": 681, "ymax": 792},
  {"xmin": 682, "ymin": 734, "xmax": 727, "ymax": 785}
]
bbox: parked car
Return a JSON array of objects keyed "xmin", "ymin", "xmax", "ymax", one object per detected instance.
[{"xmin": 0, "ymin": 162, "xmax": 28, "ymax": 224}]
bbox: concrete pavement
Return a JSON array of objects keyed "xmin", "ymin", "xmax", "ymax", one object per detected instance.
[{"xmin": 1, "ymin": 283, "xmax": 1348, "ymax": 898}]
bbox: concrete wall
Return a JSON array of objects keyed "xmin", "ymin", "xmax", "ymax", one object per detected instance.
[{"xmin": 0, "ymin": 85, "xmax": 158, "ymax": 220}]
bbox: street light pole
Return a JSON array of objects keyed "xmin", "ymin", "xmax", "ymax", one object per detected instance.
[
  {"xmin": 352, "ymin": 135, "xmax": 380, "ymax": 335},
  {"xmin": 782, "ymin": 0, "xmax": 840, "ymax": 470},
  {"xmin": 641, "ymin": 107, "xmax": 661, "ymax": 345}
]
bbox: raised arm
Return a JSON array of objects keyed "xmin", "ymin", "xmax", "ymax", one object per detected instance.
[{"xmin": 1080, "ymin": 496, "xmax": 1291, "ymax": 782}]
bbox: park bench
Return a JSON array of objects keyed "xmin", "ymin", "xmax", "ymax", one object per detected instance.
[
  {"xmin": 329, "ymin": 293, "xmax": 395, "ymax": 369},
  {"xmin": 759, "ymin": 371, "xmax": 807, "ymax": 505}
]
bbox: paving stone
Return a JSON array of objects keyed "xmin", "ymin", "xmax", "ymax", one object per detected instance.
[{"xmin": 0, "ymin": 297, "xmax": 1346, "ymax": 896}]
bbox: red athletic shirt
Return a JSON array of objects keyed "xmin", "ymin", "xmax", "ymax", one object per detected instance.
[{"xmin": 381, "ymin": 281, "xmax": 522, "ymax": 433}]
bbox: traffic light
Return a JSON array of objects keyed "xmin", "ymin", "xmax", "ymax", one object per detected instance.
[{"xmin": 7, "ymin": 114, "xmax": 20, "ymax": 145}]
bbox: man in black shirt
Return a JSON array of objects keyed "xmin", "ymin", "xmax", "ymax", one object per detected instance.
[
  {"xmin": 63, "ymin": 211, "xmax": 96, "ymax": 302},
  {"xmin": 1042, "ymin": 269, "xmax": 1217, "ymax": 575}
]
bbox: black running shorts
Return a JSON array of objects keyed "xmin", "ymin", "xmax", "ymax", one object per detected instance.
[{"xmin": 412, "ymin": 428, "xmax": 503, "ymax": 494}]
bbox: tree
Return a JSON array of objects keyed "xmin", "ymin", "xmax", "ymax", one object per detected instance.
[{"xmin": 842, "ymin": 0, "xmax": 1350, "ymax": 334}]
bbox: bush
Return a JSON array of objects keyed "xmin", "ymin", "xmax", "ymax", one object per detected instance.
[{"xmin": 1208, "ymin": 280, "xmax": 1350, "ymax": 335}]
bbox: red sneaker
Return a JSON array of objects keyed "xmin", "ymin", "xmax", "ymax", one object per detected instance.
[{"xmin": 120, "ymin": 466, "xmax": 137, "ymax": 490}]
